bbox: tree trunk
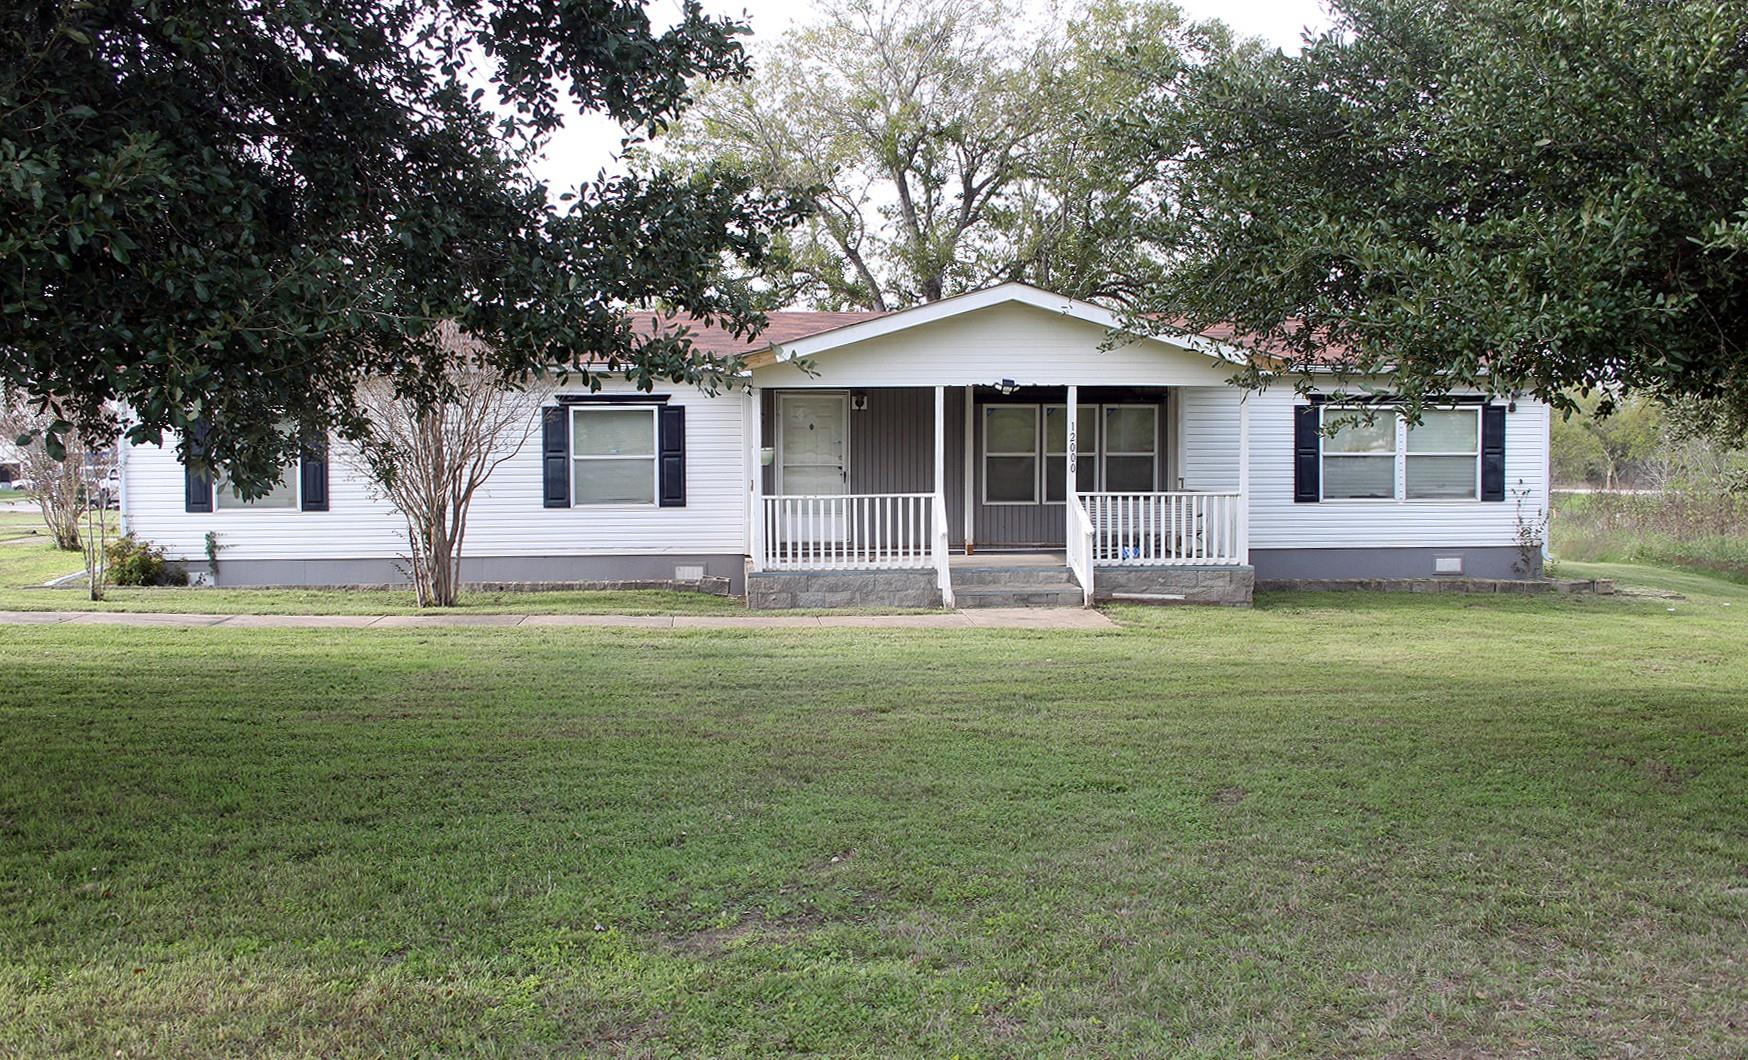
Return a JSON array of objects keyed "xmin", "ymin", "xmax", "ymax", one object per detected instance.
[{"xmin": 41, "ymin": 496, "xmax": 81, "ymax": 551}]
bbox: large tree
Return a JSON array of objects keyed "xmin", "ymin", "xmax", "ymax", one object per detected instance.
[
  {"xmin": 1, "ymin": 0, "xmax": 800, "ymax": 490},
  {"xmin": 663, "ymin": 0, "xmax": 1220, "ymax": 310},
  {"xmin": 1114, "ymin": 0, "xmax": 1748, "ymax": 422}
]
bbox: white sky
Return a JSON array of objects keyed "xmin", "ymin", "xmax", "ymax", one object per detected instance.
[{"xmin": 529, "ymin": 0, "xmax": 1333, "ymax": 190}]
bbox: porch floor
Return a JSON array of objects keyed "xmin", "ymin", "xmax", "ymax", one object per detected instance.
[{"xmin": 951, "ymin": 550, "xmax": 1066, "ymax": 568}]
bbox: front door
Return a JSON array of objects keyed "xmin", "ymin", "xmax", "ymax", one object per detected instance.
[{"xmin": 777, "ymin": 392, "xmax": 850, "ymax": 542}]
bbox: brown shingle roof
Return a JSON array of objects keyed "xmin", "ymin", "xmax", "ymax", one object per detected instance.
[
  {"xmin": 627, "ymin": 309, "xmax": 881, "ymax": 358},
  {"xmin": 628, "ymin": 303, "xmax": 1352, "ymax": 367}
]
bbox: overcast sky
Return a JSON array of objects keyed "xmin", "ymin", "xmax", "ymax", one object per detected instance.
[{"xmin": 528, "ymin": 0, "xmax": 1332, "ymax": 190}]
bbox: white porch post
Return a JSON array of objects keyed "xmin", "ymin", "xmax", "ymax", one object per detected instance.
[
  {"xmin": 962, "ymin": 385, "xmax": 975, "ymax": 554},
  {"xmin": 1065, "ymin": 384, "xmax": 1079, "ymax": 544},
  {"xmin": 1237, "ymin": 392, "xmax": 1251, "ymax": 565},
  {"xmin": 934, "ymin": 386, "xmax": 946, "ymax": 496},
  {"xmin": 747, "ymin": 386, "xmax": 765, "ymax": 571}
]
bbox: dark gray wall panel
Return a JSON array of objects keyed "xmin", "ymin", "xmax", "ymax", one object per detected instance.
[
  {"xmin": 1251, "ymin": 546, "xmax": 1538, "ymax": 581},
  {"xmin": 213, "ymin": 553, "xmax": 748, "ymax": 593}
]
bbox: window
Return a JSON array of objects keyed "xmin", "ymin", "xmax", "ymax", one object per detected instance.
[
  {"xmin": 1101, "ymin": 405, "xmax": 1158, "ymax": 492},
  {"xmin": 214, "ymin": 468, "xmax": 297, "ymax": 510},
  {"xmin": 1042, "ymin": 405, "xmax": 1097, "ymax": 502},
  {"xmin": 1406, "ymin": 408, "xmax": 1480, "ymax": 499},
  {"xmin": 983, "ymin": 405, "xmax": 1039, "ymax": 504},
  {"xmin": 571, "ymin": 406, "xmax": 657, "ymax": 505},
  {"xmin": 1319, "ymin": 405, "xmax": 1483, "ymax": 501},
  {"xmin": 1320, "ymin": 408, "xmax": 1397, "ymax": 499}
]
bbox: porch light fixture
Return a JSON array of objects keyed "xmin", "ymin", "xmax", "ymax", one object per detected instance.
[{"xmin": 993, "ymin": 378, "xmax": 1018, "ymax": 396}]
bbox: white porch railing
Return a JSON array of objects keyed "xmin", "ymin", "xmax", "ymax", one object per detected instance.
[
  {"xmin": 931, "ymin": 492, "xmax": 955, "ymax": 608},
  {"xmin": 1066, "ymin": 494, "xmax": 1096, "ymax": 606},
  {"xmin": 1081, "ymin": 491, "xmax": 1245, "ymax": 566},
  {"xmin": 760, "ymin": 493, "xmax": 939, "ymax": 571}
]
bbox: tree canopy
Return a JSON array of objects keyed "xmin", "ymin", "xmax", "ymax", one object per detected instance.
[
  {"xmin": 1113, "ymin": 0, "xmax": 1748, "ymax": 423},
  {"xmin": 1, "ymin": 0, "xmax": 801, "ymax": 488},
  {"xmin": 661, "ymin": 0, "xmax": 1227, "ymax": 311}
]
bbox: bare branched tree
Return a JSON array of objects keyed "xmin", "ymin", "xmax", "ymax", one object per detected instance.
[
  {"xmin": 0, "ymin": 389, "xmax": 109, "ymax": 552},
  {"xmin": 79, "ymin": 451, "xmax": 118, "ymax": 600},
  {"xmin": 347, "ymin": 328, "xmax": 544, "ymax": 607}
]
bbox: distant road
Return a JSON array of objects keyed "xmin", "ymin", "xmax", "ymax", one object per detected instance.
[{"xmin": 1552, "ymin": 487, "xmax": 1666, "ymax": 495}]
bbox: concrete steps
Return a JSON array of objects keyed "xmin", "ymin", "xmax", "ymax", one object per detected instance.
[{"xmin": 950, "ymin": 564, "xmax": 1086, "ymax": 608}]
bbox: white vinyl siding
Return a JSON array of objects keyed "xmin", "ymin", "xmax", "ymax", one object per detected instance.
[
  {"xmin": 122, "ymin": 378, "xmax": 746, "ymax": 563},
  {"xmin": 1235, "ymin": 389, "xmax": 1549, "ymax": 550},
  {"xmin": 753, "ymin": 302, "xmax": 1235, "ymax": 389}
]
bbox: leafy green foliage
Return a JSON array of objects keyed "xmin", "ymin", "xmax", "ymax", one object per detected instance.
[
  {"xmin": 0, "ymin": 0, "xmax": 804, "ymax": 490},
  {"xmin": 662, "ymin": 0, "xmax": 1224, "ymax": 310},
  {"xmin": 1551, "ymin": 393, "xmax": 1668, "ymax": 488},
  {"xmin": 104, "ymin": 533, "xmax": 185, "ymax": 587},
  {"xmin": 1116, "ymin": 0, "xmax": 1748, "ymax": 420}
]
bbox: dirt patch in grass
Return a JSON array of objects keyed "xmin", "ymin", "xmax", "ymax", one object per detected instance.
[
  {"xmin": 1211, "ymin": 784, "xmax": 1248, "ymax": 806},
  {"xmin": 660, "ymin": 909, "xmax": 831, "ymax": 957}
]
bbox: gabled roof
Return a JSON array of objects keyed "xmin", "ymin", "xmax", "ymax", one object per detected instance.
[
  {"xmin": 738, "ymin": 283, "xmax": 1250, "ymax": 367},
  {"xmin": 629, "ymin": 283, "xmax": 1350, "ymax": 369}
]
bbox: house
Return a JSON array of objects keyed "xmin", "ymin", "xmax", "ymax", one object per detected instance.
[{"xmin": 118, "ymin": 283, "xmax": 1551, "ymax": 608}]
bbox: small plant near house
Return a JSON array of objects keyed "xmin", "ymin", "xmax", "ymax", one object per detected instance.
[
  {"xmin": 203, "ymin": 530, "xmax": 224, "ymax": 584},
  {"xmin": 1512, "ymin": 483, "xmax": 1549, "ymax": 577},
  {"xmin": 106, "ymin": 534, "xmax": 189, "ymax": 587}
]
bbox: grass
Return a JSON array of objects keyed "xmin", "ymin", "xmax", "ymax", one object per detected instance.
[
  {"xmin": 0, "ymin": 583, "xmax": 754, "ymax": 616},
  {"xmin": 0, "ymin": 508, "xmax": 749, "ymax": 615},
  {"xmin": 2, "ymin": 579, "xmax": 1746, "ymax": 1055},
  {"xmin": 1552, "ymin": 490, "xmax": 1748, "ymax": 583}
]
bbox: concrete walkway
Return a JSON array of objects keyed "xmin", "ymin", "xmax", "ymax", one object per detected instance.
[{"xmin": 0, "ymin": 607, "xmax": 1116, "ymax": 630}]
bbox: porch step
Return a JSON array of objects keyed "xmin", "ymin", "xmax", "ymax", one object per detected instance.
[
  {"xmin": 950, "ymin": 564, "xmax": 1077, "ymax": 587},
  {"xmin": 953, "ymin": 583, "xmax": 1086, "ymax": 608},
  {"xmin": 950, "ymin": 563, "xmax": 1086, "ymax": 607}
]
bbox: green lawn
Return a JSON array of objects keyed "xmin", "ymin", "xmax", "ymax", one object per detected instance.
[
  {"xmin": 2, "ymin": 576, "xmax": 1745, "ymax": 1055},
  {"xmin": 0, "ymin": 514, "xmax": 751, "ymax": 615}
]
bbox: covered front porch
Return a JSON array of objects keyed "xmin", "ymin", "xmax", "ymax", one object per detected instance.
[{"xmin": 744, "ymin": 382, "xmax": 1252, "ymax": 608}]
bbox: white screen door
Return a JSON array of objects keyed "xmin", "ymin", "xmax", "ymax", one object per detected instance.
[
  {"xmin": 778, "ymin": 393, "xmax": 849, "ymax": 543},
  {"xmin": 778, "ymin": 393, "xmax": 849, "ymax": 494}
]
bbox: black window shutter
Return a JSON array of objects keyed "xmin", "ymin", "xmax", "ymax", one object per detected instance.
[
  {"xmin": 1481, "ymin": 404, "xmax": 1507, "ymax": 501},
  {"xmin": 542, "ymin": 406, "xmax": 570, "ymax": 508},
  {"xmin": 300, "ymin": 433, "xmax": 330, "ymax": 511},
  {"xmin": 1292, "ymin": 404, "xmax": 1320, "ymax": 503},
  {"xmin": 658, "ymin": 404, "xmax": 686, "ymax": 507},
  {"xmin": 184, "ymin": 420, "xmax": 213, "ymax": 512}
]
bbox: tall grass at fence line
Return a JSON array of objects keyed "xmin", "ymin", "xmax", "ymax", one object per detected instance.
[{"xmin": 1552, "ymin": 489, "xmax": 1748, "ymax": 580}]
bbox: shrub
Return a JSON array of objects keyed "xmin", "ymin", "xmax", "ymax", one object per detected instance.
[
  {"xmin": 1552, "ymin": 488, "xmax": 1748, "ymax": 580},
  {"xmin": 105, "ymin": 534, "xmax": 189, "ymax": 587}
]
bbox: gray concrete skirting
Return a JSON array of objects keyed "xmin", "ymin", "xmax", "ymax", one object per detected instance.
[
  {"xmin": 1092, "ymin": 565, "xmax": 1255, "ymax": 607},
  {"xmin": 206, "ymin": 553, "xmax": 749, "ymax": 593},
  {"xmin": 1257, "ymin": 576, "xmax": 1615, "ymax": 595},
  {"xmin": 746, "ymin": 568, "xmax": 942, "ymax": 610},
  {"xmin": 1251, "ymin": 546, "xmax": 1540, "ymax": 581}
]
